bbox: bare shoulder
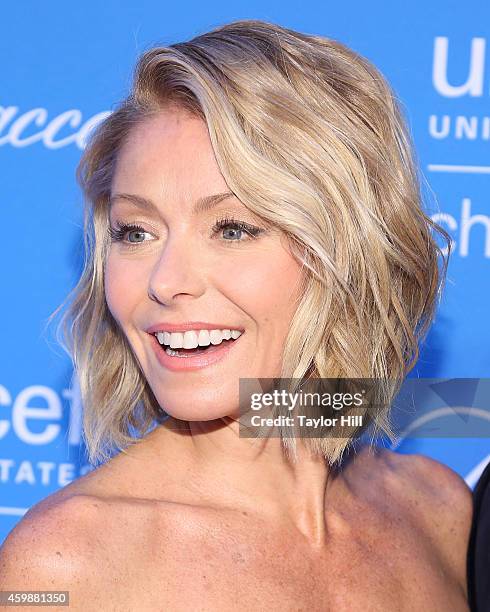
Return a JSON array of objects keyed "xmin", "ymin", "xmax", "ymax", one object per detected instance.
[
  {"xmin": 342, "ymin": 446, "xmax": 473, "ymax": 594},
  {"xmin": 0, "ymin": 456, "xmax": 154, "ymax": 608},
  {"xmin": 345, "ymin": 446, "xmax": 472, "ymax": 511},
  {"xmin": 0, "ymin": 491, "xmax": 107, "ymax": 610},
  {"xmin": 1, "ymin": 455, "xmax": 132, "ymax": 557},
  {"xmin": 370, "ymin": 447, "xmax": 472, "ymax": 517},
  {"xmin": 0, "ymin": 460, "xmax": 117, "ymax": 562},
  {"xmin": 0, "ymin": 452, "xmax": 144, "ymax": 609},
  {"xmin": 385, "ymin": 448, "xmax": 474, "ymax": 553},
  {"xmin": 346, "ymin": 446, "xmax": 473, "ymax": 531}
]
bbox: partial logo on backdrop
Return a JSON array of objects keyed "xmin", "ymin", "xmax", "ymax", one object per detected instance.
[
  {"xmin": 0, "ymin": 105, "xmax": 111, "ymax": 149},
  {"xmin": 429, "ymin": 36, "xmax": 489, "ymax": 259},
  {"xmin": 0, "ymin": 374, "xmax": 92, "ymax": 517},
  {"xmin": 432, "ymin": 36, "xmax": 487, "ymax": 126}
]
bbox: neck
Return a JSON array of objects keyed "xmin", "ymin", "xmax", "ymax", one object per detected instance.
[{"xmin": 135, "ymin": 415, "xmax": 338, "ymax": 547}]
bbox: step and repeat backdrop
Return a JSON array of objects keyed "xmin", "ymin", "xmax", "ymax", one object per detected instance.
[{"xmin": 1, "ymin": 1, "xmax": 489, "ymax": 543}]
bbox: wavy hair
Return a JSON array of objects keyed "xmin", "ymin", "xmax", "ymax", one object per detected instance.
[{"xmin": 48, "ymin": 19, "xmax": 450, "ymax": 466}]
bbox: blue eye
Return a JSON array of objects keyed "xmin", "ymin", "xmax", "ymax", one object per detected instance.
[
  {"xmin": 212, "ymin": 217, "xmax": 264, "ymax": 241},
  {"xmin": 108, "ymin": 223, "xmax": 153, "ymax": 244},
  {"xmin": 107, "ymin": 218, "xmax": 265, "ymax": 247}
]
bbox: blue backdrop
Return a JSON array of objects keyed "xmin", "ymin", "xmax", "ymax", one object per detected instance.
[{"xmin": 1, "ymin": 0, "xmax": 489, "ymax": 543}]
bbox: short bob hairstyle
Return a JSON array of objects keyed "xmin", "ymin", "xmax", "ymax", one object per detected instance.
[{"xmin": 51, "ymin": 19, "xmax": 450, "ymax": 466}]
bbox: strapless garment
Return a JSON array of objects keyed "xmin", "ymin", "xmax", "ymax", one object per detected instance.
[{"xmin": 468, "ymin": 459, "xmax": 490, "ymax": 611}]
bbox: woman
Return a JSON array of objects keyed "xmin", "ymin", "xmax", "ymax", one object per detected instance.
[{"xmin": 0, "ymin": 19, "xmax": 473, "ymax": 610}]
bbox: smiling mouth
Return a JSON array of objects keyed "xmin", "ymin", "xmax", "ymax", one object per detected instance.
[
  {"xmin": 162, "ymin": 337, "xmax": 238, "ymax": 357},
  {"xmin": 152, "ymin": 333, "xmax": 242, "ymax": 359},
  {"xmin": 150, "ymin": 327, "xmax": 244, "ymax": 358}
]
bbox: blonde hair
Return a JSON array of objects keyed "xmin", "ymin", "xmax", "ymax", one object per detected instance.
[{"xmin": 49, "ymin": 19, "xmax": 450, "ymax": 466}]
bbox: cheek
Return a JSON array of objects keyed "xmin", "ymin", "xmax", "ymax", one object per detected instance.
[
  {"xmin": 217, "ymin": 247, "xmax": 303, "ymax": 321},
  {"xmin": 104, "ymin": 253, "xmax": 142, "ymax": 324}
]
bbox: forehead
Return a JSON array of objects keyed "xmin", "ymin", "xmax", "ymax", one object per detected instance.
[{"xmin": 111, "ymin": 108, "xmax": 229, "ymax": 200}]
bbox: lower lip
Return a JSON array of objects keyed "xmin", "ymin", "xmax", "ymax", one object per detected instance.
[{"xmin": 149, "ymin": 333, "xmax": 241, "ymax": 372}]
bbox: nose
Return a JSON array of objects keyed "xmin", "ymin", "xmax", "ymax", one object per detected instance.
[{"xmin": 147, "ymin": 233, "xmax": 206, "ymax": 305}]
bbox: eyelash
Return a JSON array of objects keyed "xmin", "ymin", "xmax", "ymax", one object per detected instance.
[
  {"xmin": 212, "ymin": 216, "xmax": 264, "ymax": 240},
  {"xmin": 107, "ymin": 222, "xmax": 149, "ymax": 245},
  {"xmin": 107, "ymin": 217, "xmax": 264, "ymax": 247}
]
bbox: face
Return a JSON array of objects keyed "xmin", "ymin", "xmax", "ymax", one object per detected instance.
[{"xmin": 105, "ymin": 107, "xmax": 304, "ymax": 421}]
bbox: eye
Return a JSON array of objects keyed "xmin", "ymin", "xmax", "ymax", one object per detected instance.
[
  {"xmin": 108, "ymin": 222, "xmax": 155, "ymax": 245},
  {"xmin": 212, "ymin": 217, "xmax": 264, "ymax": 242}
]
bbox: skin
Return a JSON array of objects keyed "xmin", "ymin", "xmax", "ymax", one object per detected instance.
[
  {"xmin": 0, "ymin": 107, "xmax": 473, "ymax": 611},
  {"xmin": 104, "ymin": 105, "xmax": 304, "ymax": 422}
]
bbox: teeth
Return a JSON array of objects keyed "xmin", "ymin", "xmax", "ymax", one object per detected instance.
[
  {"xmin": 155, "ymin": 328, "xmax": 243, "ymax": 348},
  {"xmin": 169, "ymin": 332, "xmax": 184, "ymax": 349},
  {"xmin": 210, "ymin": 330, "xmax": 223, "ymax": 345},
  {"xmin": 183, "ymin": 331, "xmax": 199, "ymax": 349},
  {"xmin": 198, "ymin": 329, "xmax": 210, "ymax": 346}
]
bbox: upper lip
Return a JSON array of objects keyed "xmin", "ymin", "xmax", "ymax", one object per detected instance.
[{"xmin": 146, "ymin": 321, "xmax": 244, "ymax": 334}]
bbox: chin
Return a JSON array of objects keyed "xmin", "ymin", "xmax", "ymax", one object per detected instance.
[{"xmin": 155, "ymin": 397, "xmax": 241, "ymax": 423}]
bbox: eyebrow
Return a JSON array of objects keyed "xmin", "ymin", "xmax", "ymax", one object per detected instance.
[{"xmin": 109, "ymin": 191, "xmax": 236, "ymax": 215}]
